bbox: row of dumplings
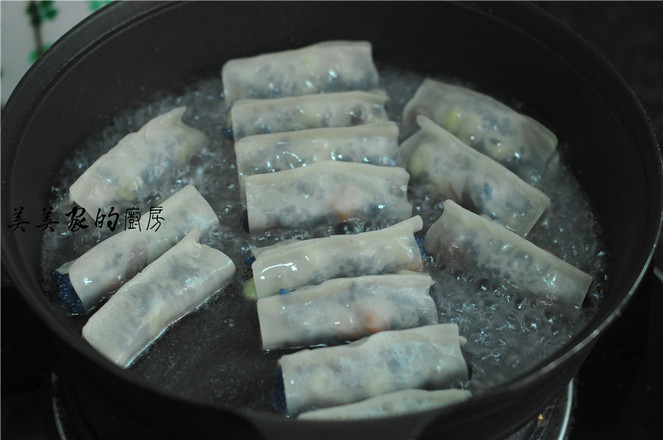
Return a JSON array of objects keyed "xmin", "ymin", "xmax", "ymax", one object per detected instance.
[
  {"xmin": 223, "ymin": 40, "xmax": 593, "ymax": 417},
  {"xmin": 52, "ymin": 84, "xmax": 239, "ymax": 365},
  {"xmin": 52, "ymin": 40, "xmax": 593, "ymax": 420},
  {"xmin": 223, "ymin": 41, "xmax": 476, "ymax": 418},
  {"xmin": 58, "ymin": 184, "xmax": 235, "ymax": 366}
]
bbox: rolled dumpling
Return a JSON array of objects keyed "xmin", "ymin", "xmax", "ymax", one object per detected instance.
[
  {"xmin": 69, "ymin": 107, "xmax": 207, "ymax": 214},
  {"xmin": 245, "ymin": 161, "xmax": 412, "ymax": 232},
  {"xmin": 235, "ymin": 122, "xmax": 400, "ymax": 202},
  {"xmin": 53, "ymin": 185, "xmax": 219, "ymax": 312},
  {"xmin": 400, "ymin": 116, "xmax": 550, "ymax": 236},
  {"xmin": 402, "ymin": 79, "xmax": 557, "ymax": 182},
  {"xmin": 250, "ymin": 216, "xmax": 425, "ymax": 298},
  {"xmin": 222, "ymin": 40, "xmax": 379, "ymax": 106},
  {"xmin": 230, "ymin": 90, "xmax": 389, "ymax": 140},
  {"xmin": 82, "ymin": 231, "xmax": 236, "ymax": 368},
  {"xmin": 257, "ymin": 272, "xmax": 437, "ymax": 349},
  {"xmin": 278, "ymin": 323, "xmax": 469, "ymax": 414},
  {"xmin": 424, "ymin": 200, "xmax": 593, "ymax": 307}
]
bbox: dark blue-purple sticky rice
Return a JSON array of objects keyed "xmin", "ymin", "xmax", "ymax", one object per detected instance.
[
  {"xmin": 51, "ymin": 270, "xmax": 85, "ymax": 314},
  {"xmin": 271, "ymin": 366, "xmax": 287, "ymax": 413},
  {"xmin": 414, "ymin": 232, "xmax": 429, "ymax": 264}
]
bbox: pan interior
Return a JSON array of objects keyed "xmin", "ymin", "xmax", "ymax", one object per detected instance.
[{"xmin": 39, "ymin": 65, "xmax": 608, "ymax": 412}]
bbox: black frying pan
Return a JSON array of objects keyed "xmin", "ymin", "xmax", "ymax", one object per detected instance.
[{"xmin": 2, "ymin": 2, "xmax": 662, "ymax": 439}]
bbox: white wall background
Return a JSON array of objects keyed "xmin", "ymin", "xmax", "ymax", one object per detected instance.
[{"xmin": 1, "ymin": 0, "xmax": 112, "ymax": 105}]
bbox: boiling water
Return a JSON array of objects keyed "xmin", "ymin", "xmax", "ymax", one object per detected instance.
[{"xmin": 40, "ymin": 67, "xmax": 607, "ymax": 412}]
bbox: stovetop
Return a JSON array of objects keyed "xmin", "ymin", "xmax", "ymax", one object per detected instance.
[{"xmin": 2, "ymin": 2, "xmax": 662, "ymax": 440}]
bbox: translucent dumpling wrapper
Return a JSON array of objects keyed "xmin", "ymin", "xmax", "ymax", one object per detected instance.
[
  {"xmin": 221, "ymin": 40, "xmax": 380, "ymax": 106},
  {"xmin": 54, "ymin": 185, "xmax": 219, "ymax": 312},
  {"xmin": 82, "ymin": 230, "xmax": 236, "ymax": 368},
  {"xmin": 400, "ymin": 116, "xmax": 550, "ymax": 236},
  {"xmin": 250, "ymin": 216, "xmax": 425, "ymax": 298},
  {"xmin": 257, "ymin": 272, "xmax": 437, "ymax": 349},
  {"xmin": 278, "ymin": 323, "xmax": 469, "ymax": 414},
  {"xmin": 401, "ymin": 78, "xmax": 557, "ymax": 182},
  {"xmin": 235, "ymin": 122, "xmax": 400, "ymax": 202},
  {"xmin": 298, "ymin": 388, "xmax": 472, "ymax": 420},
  {"xmin": 424, "ymin": 200, "xmax": 593, "ymax": 308},
  {"xmin": 69, "ymin": 107, "xmax": 207, "ymax": 214},
  {"xmin": 245, "ymin": 161, "xmax": 412, "ymax": 232},
  {"xmin": 230, "ymin": 90, "xmax": 389, "ymax": 140}
]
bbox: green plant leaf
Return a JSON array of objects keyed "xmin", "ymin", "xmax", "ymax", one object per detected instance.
[{"xmin": 89, "ymin": 0, "xmax": 113, "ymax": 12}]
